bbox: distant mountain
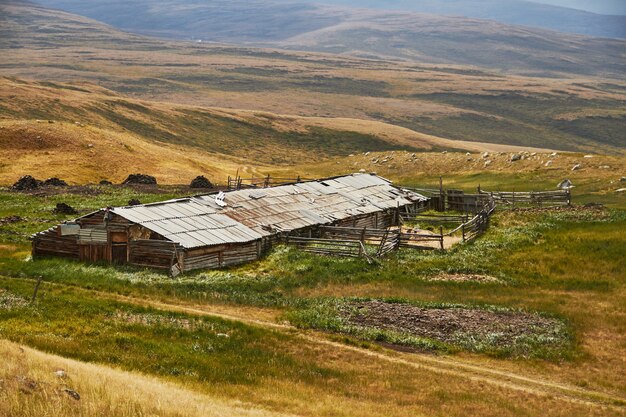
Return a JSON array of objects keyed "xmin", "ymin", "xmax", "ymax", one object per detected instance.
[
  {"xmin": 30, "ymin": 0, "xmax": 626, "ymax": 77},
  {"xmin": 303, "ymin": 0, "xmax": 626, "ymax": 39},
  {"xmin": 2, "ymin": 1, "xmax": 625, "ymax": 156}
]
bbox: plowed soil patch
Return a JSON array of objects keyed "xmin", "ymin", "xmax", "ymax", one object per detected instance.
[{"xmin": 342, "ymin": 300, "xmax": 566, "ymax": 350}]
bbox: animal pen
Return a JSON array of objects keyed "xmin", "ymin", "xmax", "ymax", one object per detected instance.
[
  {"xmin": 32, "ymin": 173, "xmax": 565, "ymax": 274},
  {"xmin": 32, "ymin": 174, "xmax": 429, "ymax": 274}
]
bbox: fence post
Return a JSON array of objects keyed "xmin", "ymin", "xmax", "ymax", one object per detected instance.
[
  {"xmin": 462, "ymin": 223, "xmax": 465, "ymax": 242},
  {"xmin": 439, "ymin": 226, "xmax": 444, "ymax": 250},
  {"xmin": 396, "ymin": 201, "xmax": 400, "ymax": 226},
  {"xmin": 567, "ymin": 188, "xmax": 572, "ymax": 206},
  {"xmin": 439, "ymin": 176, "xmax": 444, "ymax": 212},
  {"xmin": 31, "ymin": 276, "xmax": 43, "ymax": 303}
]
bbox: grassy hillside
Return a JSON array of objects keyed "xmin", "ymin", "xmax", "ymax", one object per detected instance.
[
  {"xmin": 2, "ymin": 77, "xmax": 460, "ymax": 184},
  {"xmin": 0, "ymin": 172, "xmax": 625, "ymax": 415},
  {"xmin": 29, "ymin": 0, "xmax": 626, "ymax": 76},
  {"xmin": 0, "ymin": 340, "xmax": 288, "ymax": 417},
  {"xmin": 2, "ymin": 2, "xmax": 625, "ymax": 155},
  {"xmin": 300, "ymin": 0, "xmax": 626, "ymax": 38}
]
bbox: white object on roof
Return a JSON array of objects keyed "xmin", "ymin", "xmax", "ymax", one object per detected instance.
[{"xmin": 215, "ymin": 191, "xmax": 227, "ymax": 207}]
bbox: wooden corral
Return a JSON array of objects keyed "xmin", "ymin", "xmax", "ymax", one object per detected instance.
[{"xmin": 32, "ymin": 174, "xmax": 427, "ymax": 274}]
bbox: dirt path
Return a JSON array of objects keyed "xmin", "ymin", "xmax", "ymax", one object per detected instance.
[{"xmin": 9, "ymin": 277, "xmax": 626, "ymax": 412}]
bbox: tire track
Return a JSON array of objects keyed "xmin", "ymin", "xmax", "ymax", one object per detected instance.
[{"xmin": 8, "ymin": 277, "xmax": 625, "ymax": 411}]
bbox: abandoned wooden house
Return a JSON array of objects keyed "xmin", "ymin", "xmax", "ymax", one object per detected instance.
[{"xmin": 31, "ymin": 174, "xmax": 428, "ymax": 274}]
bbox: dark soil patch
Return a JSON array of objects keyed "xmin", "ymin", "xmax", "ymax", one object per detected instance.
[
  {"xmin": 42, "ymin": 177, "xmax": 68, "ymax": 187},
  {"xmin": 341, "ymin": 300, "xmax": 567, "ymax": 353},
  {"xmin": 122, "ymin": 174, "xmax": 157, "ymax": 185},
  {"xmin": 53, "ymin": 203, "xmax": 78, "ymax": 215},
  {"xmin": 11, "ymin": 175, "xmax": 42, "ymax": 191},
  {"xmin": 0, "ymin": 216, "xmax": 23, "ymax": 225},
  {"xmin": 190, "ymin": 175, "xmax": 213, "ymax": 189}
]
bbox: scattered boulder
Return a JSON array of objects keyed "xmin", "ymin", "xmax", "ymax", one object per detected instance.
[
  {"xmin": 482, "ymin": 152, "xmax": 489, "ymax": 158},
  {"xmin": 11, "ymin": 175, "xmax": 42, "ymax": 191},
  {"xmin": 99, "ymin": 180, "xmax": 112, "ymax": 185},
  {"xmin": 621, "ymin": 177, "xmax": 626, "ymax": 182},
  {"xmin": 545, "ymin": 161, "xmax": 553, "ymax": 167},
  {"xmin": 43, "ymin": 177, "xmax": 67, "ymax": 187},
  {"xmin": 53, "ymin": 203, "xmax": 78, "ymax": 215},
  {"xmin": 128, "ymin": 199, "xmax": 141, "ymax": 206},
  {"xmin": 583, "ymin": 155, "xmax": 594, "ymax": 158},
  {"xmin": 122, "ymin": 174, "xmax": 157, "ymax": 185},
  {"xmin": 557, "ymin": 179, "xmax": 573, "ymax": 189},
  {"xmin": 571, "ymin": 164, "xmax": 582, "ymax": 171},
  {"xmin": 54, "ymin": 370, "xmax": 67, "ymax": 378},
  {"xmin": 598, "ymin": 166, "xmax": 610, "ymax": 169},
  {"xmin": 189, "ymin": 175, "xmax": 213, "ymax": 189},
  {"xmin": 510, "ymin": 154, "xmax": 522, "ymax": 162},
  {"xmin": 359, "ymin": 168, "xmax": 366, "ymax": 173},
  {"xmin": 484, "ymin": 160, "xmax": 492, "ymax": 167},
  {"xmin": 616, "ymin": 188, "xmax": 626, "ymax": 194}
]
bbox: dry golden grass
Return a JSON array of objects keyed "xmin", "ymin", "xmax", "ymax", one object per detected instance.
[
  {"xmin": 1, "ymin": 77, "xmax": 573, "ymax": 186},
  {"xmin": 0, "ymin": 339, "xmax": 293, "ymax": 417},
  {"xmin": 0, "ymin": 119, "xmax": 261, "ymax": 185},
  {"xmin": 285, "ymin": 150, "xmax": 626, "ymax": 186},
  {"xmin": 1, "ymin": 310, "xmax": 622, "ymax": 417},
  {"xmin": 2, "ymin": 2, "xmax": 625, "ymax": 155}
]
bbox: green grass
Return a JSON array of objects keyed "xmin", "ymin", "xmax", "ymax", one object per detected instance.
[
  {"xmin": 0, "ymin": 185, "xmax": 624, "ymax": 365},
  {"xmin": 285, "ymin": 297, "xmax": 573, "ymax": 360},
  {"xmin": 395, "ymin": 93, "xmax": 626, "ymax": 152},
  {"xmin": 0, "ymin": 277, "xmax": 337, "ymax": 386}
]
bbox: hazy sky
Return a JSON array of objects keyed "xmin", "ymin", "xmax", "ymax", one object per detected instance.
[{"xmin": 535, "ymin": 0, "xmax": 626, "ymax": 15}]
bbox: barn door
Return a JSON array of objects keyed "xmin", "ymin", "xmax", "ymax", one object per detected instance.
[{"xmin": 110, "ymin": 231, "xmax": 128, "ymax": 264}]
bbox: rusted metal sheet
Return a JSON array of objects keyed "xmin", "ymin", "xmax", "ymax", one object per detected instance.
[{"xmin": 44, "ymin": 174, "xmax": 426, "ymax": 251}]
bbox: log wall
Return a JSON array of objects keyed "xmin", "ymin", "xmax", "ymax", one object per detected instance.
[
  {"xmin": 129, "ymin": 240, "xmax": 180, "ymax": 269},
  {"xmin": 183, "ymin": 241, "xmax": 260, "ymax": 272},
  {"xmin": 32, "ymin": 228, "xmax": 79, "ymax": 260}
]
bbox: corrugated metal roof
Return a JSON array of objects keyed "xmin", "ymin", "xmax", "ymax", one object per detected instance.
[{"xmin": 102, "ymin": 174, "xmax": 426, "ymax": 249}]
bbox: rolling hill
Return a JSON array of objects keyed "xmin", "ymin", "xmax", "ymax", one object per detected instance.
[
  {"xmin": 301, "ymin": 0, "xmax": 626, "ymax": 39},
  {"xmin": 29, "ymin": 0, "xmax": 626, "ymax": 77},
  {"xmin": 4, "ymin": 77, "xmax": 559, "ymax": 185},
  {"xmin": 0, "ymin": 0, "xmax": 624, "ymax": 187}
]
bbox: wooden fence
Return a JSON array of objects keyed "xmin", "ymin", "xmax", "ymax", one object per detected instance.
[
  {"xmin": 284, "ymin": 235, "xmax": 370, "ymax": 260},
  {"xmin": 227, "ymin": 174, "xmax": 311, "ymax": 190},
  {"xmin": 478, "ymin": 188, "xmax": 571, "ymax": 208},
  {"xmin": 319, "ymin": 225, "xmax": 388, "ymax": 244},
  {"xmin": 401, "ymin": 212, "xmax": 469, "ymax": 225},
  {"xmin": 445, "ymin": 198, "xmax": 496, "ymax": 242},
  {"xmin": 398, "ymin": 229, "xmax": 444, "ymax": 251}
]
